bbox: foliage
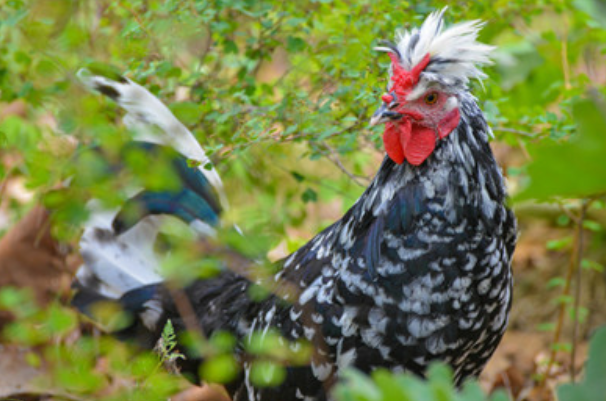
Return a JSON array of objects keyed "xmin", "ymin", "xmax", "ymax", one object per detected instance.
[
  {"xmin": 335, "ymin": 326, "xmax": 606, "ymax": 401},
  {"xmin": 558, "ymin": 326, "xmax": 606, "ymax": 401},
  {"xmin": 517, "ymin": 92, "xmax": 606, "ymax": 200},
  {"xmin": 334, "ymin": 364, "xmax": 509, "ymax": 401},
  {"xmin": 157, "ymin": 319, "xmax": 186, "ymax": 367},
  {"xmin": 1, "ymin": 0, "xmax": 606, "ymax": 399}
]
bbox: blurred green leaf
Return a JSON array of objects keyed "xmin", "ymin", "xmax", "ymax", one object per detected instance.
[
  {"xmin": 517, "ymin": 93, "xmax": 606, "ymax": 200},
  {"xmin": 250, "ymin": 360, "xmax": 286, "ymax": 387},
  {"xmin": 558, "ymin": 326, "xmax": 606, "ymax": 401},
  {"xmin": 169, "ymin": 101, "xmax": 203, "ymax": 126},
  {"xmin": 200, "ymin": 354, "xmax": 240, "ymax": 383}
]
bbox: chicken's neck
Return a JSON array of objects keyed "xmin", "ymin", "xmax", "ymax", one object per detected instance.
[
  {"xmin": 325, "ymin": 93, "xmax": 509, "ymax": 279},
  {"xmin": 360, "ymin": 94, "xmax": 504, "ymax": 223}
]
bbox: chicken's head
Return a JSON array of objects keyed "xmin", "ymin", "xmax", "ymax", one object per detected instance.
[{"xmin": 370, "ymin": 9, "xmax": 494, "ymax": 166}]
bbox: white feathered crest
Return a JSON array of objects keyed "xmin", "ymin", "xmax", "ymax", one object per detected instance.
[{"xmin": 375, "ymin": 8, "xmax": 494, "ymax": 88}]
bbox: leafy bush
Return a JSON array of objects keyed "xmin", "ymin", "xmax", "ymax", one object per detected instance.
[
  {"xmin": 558, "ymin": 326, "xmax": 606, "ymax": 401},
  {"xmin": 1, "ymin": 0, "xmax": 606, "ymax": 399},
  {"xmin": 334, "ymin": 364, "xmax": 509, "ymax": 401}
]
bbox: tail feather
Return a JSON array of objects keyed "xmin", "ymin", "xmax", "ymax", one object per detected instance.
[
  {"xmin": 73, "ymin": 68, "xmax": 230, "ymax": 349},
  {"xmin": 76, "ymin": 68, "xmax": 228, "ymax": 211},
  {"xmin": 78, "ymin": 218, "xmax": 163, "ymax": 296},
  {"xmin": 112, "ymin": 188, "xmax": 220, "ymax": 235},
  {"xmin": 109, "ymin": 143, "xmax": 223, "ymax": 235},
  {"xmin": 72, "ymin": 282, "xmax": 164, "ymax": 348}
]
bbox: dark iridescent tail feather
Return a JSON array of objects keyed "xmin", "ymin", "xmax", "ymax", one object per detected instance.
[{"xmin": 72, "ymin": 69, "xmax": 225, "ymax": 345}]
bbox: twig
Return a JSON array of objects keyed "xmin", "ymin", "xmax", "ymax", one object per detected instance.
[
  {"xmin": 166, "ymin": 286, "xmax": 207, "ymax": 342},
  {"xmin": 571, "ymin": 199, "xmax": 591, "ymax": 382},
  {"xmin": 0, "ymin": 166, "xmax": 14, "ymax": 200},
  {"xmin": 561, "ymin": 16, "xmax": 571, "ymax": 91},
  {"xmin": 117, "ymin": 1, "xmax": 187, "ymax": 68},
  {"xmin": 542, "ymin": 207, "xmax": 580, "ymax": 386},
  {"xmin": 187, "ymin": 0, "xmax": 199, "ymax": 16},
  {"xmin": 319, "ymin": 141, "xmax": 369, "ymax": 187},
  {"xmin": 225, "ymin": 122, "xmax": 361, "ymax": 153},
  {"xmin": 541, "ymin": 197, "xmax": 594, "ymax": 385},
  {"xmin": 516, "ymin": 137, "xmax": 531, "ymax": 161},
  {"xmin": 118, "ymin": 1, "xmax": 157, "ymax": 51},
  {"xmin": 492, "ymin": 127, "xmax": 538, "ymax": 137},
  {"xmin": 270, "ymin": 160, "xmax": 358, "ymax": 200},
  {"xmin": 557, "ymin": 202, "xmax": 579, "ymax": 224}
]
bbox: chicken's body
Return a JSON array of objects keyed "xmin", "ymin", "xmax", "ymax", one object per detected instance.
[
  {"xmin": 161, "ymin": 92, "xmax": 516, "ymax": 401},
  {"xmin": 73, "ymin": 10, "xmax": 516, "ymax": 401}
]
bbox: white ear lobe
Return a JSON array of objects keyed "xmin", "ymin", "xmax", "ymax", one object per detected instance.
[{"xmin": 444, "ymin": 96, "xmax": 459, "ymax": 112}]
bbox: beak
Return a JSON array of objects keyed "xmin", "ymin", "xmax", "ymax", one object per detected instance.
[{"xmin": 370, "ymin": 103, "xmax": 401, "ymax": 126}]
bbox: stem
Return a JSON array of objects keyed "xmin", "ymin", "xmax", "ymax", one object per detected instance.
[
  {"xmin": 541, "ymin": 198, "xmax": 592, "ymax": 386},
  {"xmin": 493, "ymin": 127, "xmax": 537, "ymax": 137},
  {"xmin": 571, "ymin": 199, "xmax": 590, "ymax": 382},
  {"xmin": 561, "ymin": 16, "xmax": 571, "ymax": 91},
  {"xmin": 320, "ymin": 141, "xmax": 369, "ymax": 187},
  {"xmin": 167, "ymin": 286, "xmax": 207, "ymax": 341},
  {"xmin": 542, "ymin": 223, "xmax": 577, "ymax": 386}
]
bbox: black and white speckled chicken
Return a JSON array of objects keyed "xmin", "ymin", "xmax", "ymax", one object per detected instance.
[{"xmin": 72, "ymin": 9, "xmax": 517, "ymax": 401}]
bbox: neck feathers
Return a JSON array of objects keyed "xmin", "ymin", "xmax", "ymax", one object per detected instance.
[{"xmin": 357, "ymin": 93, "xmax": 504, "ymax": 224}]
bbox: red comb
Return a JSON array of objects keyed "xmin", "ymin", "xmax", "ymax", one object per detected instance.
[{"xmin": 388, "ymin": 53, "xmax": 431, "ymax": 98}]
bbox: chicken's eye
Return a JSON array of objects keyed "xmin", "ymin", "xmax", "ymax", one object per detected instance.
[{"xmin": 424, "ymin": 92, "xmax": 438, "ymax": 105}]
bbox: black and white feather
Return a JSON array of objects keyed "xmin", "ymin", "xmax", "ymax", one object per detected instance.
[
  {"xmin": 73, "ymin": 68, "xmax": 227, "ymax": 306},
  {"xmin": 376, "ymin": 7, "xmax": 494, "ymax": 95},
  {"xmin": 72, "ymin": 9, "xmax": 516, "ymax": 401}
]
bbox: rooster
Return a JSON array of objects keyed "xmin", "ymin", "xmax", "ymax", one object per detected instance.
[{"xmin": 72, "ymin": 9, "xmax": 516, "ymax": 401}]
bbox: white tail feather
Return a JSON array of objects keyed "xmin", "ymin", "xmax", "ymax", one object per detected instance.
[
  {"xmin": 75, "ymin": 69, "xmax": 228, "ymax": 297},
  {"xmin": 77, "ymin": 68, "xmax": 229, "ymax": 210},
  {"xmin": 78, "ymin": 218, "xmax": 163, "ymax": 297}
]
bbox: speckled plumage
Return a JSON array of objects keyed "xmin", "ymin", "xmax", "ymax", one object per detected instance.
[
  {"xmin": 73, "ymin": 10, "xmax": 517, "ymax": 401},
  {"xmin": 173, "ymin": 93, "xmax": 516, "ymax": 401}
]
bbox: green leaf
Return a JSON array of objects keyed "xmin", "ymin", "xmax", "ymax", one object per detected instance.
[
  {"xmin": 547, "ymin": 277, "xmax": 566, "ymax": 289},
  {"xmin": 200, "ymin": 354, "xmax": 239, "ymax": 383},
  {"xmin": 582, "ymin": 220, "xmax": 602, "ymax": 232},
  {"xmin": 45, "ymin": 304, "xmax": 78, "ymax": 336},
  {"xmin": 169, "ymin": 101, "xmax": 203, "ymax": 126},
  {"xmin": 249, "ymin": 360, "xmax": 286, "ymax": 387},
  {"xmin": 546, "ymin": 236, "xmax": 572, "ymax": 250},
  {"xmin": 558, "ymin": 326, "xmax": 606, "ymax": 401},
  {"xmin": 302, "ymin": 187, "xmax": 318, "ymax": 203},
  {"xmin": 83, "ymin": 61, "xmax": 126, "ymax": 83},
  {"xmin": 517, "ymin": 93, "xmax": 606, "ymax": 200},
  {"xmin": 581, "ymin": 259, "xmax": 604, "ymax": 272},
  {"xmin": 291, "ymin": 171, "xmax": 305, "ymax": 182},
  {"xmin": 286, "ymin": 36, "xmax": 306, "ymax": 53}
]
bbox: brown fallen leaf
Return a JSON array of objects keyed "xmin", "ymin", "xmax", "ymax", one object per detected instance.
[
  {"xmin": 0, "ymin": 345, "xmax": 44, "ymax": 399},
  {"xmin": 172, "ymin": 384, "xmax": 231, "ymax": 401},
  {"xmin": 490, "ymin": 365, "xmax": 526, "ymax": 399},
  {"xmin": 0, "ymin": 206, "xmax": 73, "ymax": 327}
]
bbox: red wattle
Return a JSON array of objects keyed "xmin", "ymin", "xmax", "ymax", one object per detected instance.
[
  {"xmin": 383, "ymin": 122, "xmax": 405, "ymax": 164},
  {"xmin": 384, "ymin": 114, "xmax": 455, "ymax": 166},
  {"xmin": 404, "ymin": 125, "xmax": 436, "ymax": 166}
]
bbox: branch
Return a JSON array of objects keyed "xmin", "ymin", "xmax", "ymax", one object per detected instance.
[
  {"xmin": 492, "ymin": 127, "xmax": 538, "ymax": 137},
  {"xmin": 541, "ymin": 197, "xmax": 596, "ymax": 385},
  {"xmin": 319, "ymin": 141, "xmax": 369, "ymax": 187},
  {"xmin": 571, "ymin": 198, "xmax": 592, "ymax": 382}
]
